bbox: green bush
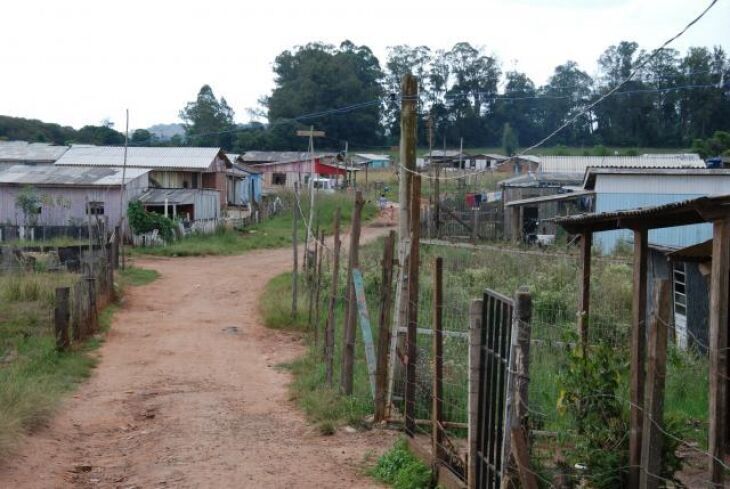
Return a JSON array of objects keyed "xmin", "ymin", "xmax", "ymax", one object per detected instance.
[
  {"xmin": 370, "ymin": 439, "xmax": 432, "ymax": 489},
  {"xmin": 127, "ymin": 201, "xmax": 176, "ymax": 242}
]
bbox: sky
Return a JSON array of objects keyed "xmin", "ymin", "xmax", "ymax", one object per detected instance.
[{"xmin": 1, "ymin": 0, "xmax": 728, "ymax": 131}]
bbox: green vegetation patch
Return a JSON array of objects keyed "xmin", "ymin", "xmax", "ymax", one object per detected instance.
[
  {"xmin": 119, "ymin": 266, "xmax": 159, "ymax": 287},
  {"xmin": 370, "ymin": 439, "xmax": 432, "ymax": 489}
]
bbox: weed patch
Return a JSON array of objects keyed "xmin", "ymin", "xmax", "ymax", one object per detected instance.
[{"xmin": 370, "ymin": 439, "xmax": 432, "ymax": 489}]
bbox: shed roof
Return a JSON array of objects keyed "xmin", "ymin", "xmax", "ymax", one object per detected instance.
[
  {"xmin": 0, "ymin": 141, "xmax": 69, "ymax": 162},
  {"xmin": 55, "ymin": 146, "xmax": 226, "ymax": 170},
  {"xmin": 538, "ymin": 155, "xmax": 705, "ymax": 174},
  {"xmin": 504, "ymin": 190, "xmax": 594, "ymax": 207},
  {"xmin": 554, "ymin": 194, "xmax": 730, "ymax": 233},
  {"xmin": 353, "ymin": 153, "xmax": 390, "ymax": 161},
  {"xmin": 500, "ymin": 172, "xmax": 584, "ymax": 188},
  {"xmin": 0, "ymin": 164, "xmax": 148, "ymax": 186},
  {"xmin": 666, "ymin": 239, "xmax": 713, "ymax": 263},
  {"xmin": 241, "ymin": 151, "xmax": 337, "ymax": 164},
  {"xmin": 582, "ymin": 167, "xmax": 730, "ymax": 189}
]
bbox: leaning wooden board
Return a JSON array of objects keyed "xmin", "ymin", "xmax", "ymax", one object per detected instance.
[{"xmin": 352, "ymin": 268, "xmax": 377, "ymax": 398}]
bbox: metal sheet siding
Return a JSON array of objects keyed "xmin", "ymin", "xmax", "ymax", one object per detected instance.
[
  {"xmin": 594, "ymin": 174, "xmax": 730, "ymax": 195},
  {"xmin": 594, "ymin": 193, "xmax": 713, "ymax": 252}
]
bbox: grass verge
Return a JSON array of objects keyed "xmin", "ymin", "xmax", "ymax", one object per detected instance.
[
  {"xmin": 133, "ymin": 192, "xmax": 377, "ymax": 258},
  {"xmin": 0, "ymin": 265, "xmax": 158, "ymax": 457}
]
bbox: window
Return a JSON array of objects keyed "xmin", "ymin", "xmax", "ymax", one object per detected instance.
[
  {"xmin": 86, "ymin": 201, "xmax": 105, "ymax": 215},
  {"xmin": 272, "ymin": 173, "xmax": 286, "ymax": 186}
]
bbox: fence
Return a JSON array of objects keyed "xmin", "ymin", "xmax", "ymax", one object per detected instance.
[
  {"xmin": 0, "ymin": 223, "xmax": 106, "ymax": 244},
  {"xmin": 296, "ymin": 187, "xmax": 722, "ymax": 489}
]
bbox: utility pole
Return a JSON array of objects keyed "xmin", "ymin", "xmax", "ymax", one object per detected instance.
[
  {"xmin": 296, "ymin": 127, "xmax": 325, "ymax": 272},
  {"xmin": 388, "ymin": 73, "xmax": 418, "ymax": 410},
  {"xmin": 119, "ymin": 109, "xmax": 129, "ymax": 269}
]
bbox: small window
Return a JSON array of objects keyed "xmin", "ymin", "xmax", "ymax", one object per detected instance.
[
  {"xmin": 272, "ymin": 173, "xmax": 286, "ymax": 186},
  {"xmin": 86, "ymin": 201, "xmax": 104, "ymax": 215}
]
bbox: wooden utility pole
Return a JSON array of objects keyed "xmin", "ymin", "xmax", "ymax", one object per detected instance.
[
  {"xmin": 341, "ymin": 190, "xmax": 365, "ymax": 395},
  {"xmin": 296, "ymin": 127, "xmax": 326, "ymax": 269},
  {"xmin": 390, "ymin": 73, "xmax": 418, "ymax": 410},
  {"xmin": 291, "ymin": 183, "xmax": 300, "ymax": 320},
  {"xmin": 375, "ymin": 230, "xmax": 396, "ymax": 422},
  {"xmin": 308, "ymin": 222, "xmax": 320, "ymax": 329},
  {"xmin": 325, "ymin": 208, "xmax": 342, "ymax": 387},
  {"xmin": 404, "ymin": 174, "xmax": 421, "ymax": 436},
  {"xmin": 640, "ymin": 279, "xmax": 670, "ymax": 489},
  {"xmin": 432, "ymin": 256, "xmax": 445, "ymax": 467}
]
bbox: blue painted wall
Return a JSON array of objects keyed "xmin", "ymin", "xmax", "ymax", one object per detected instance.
[{"xmin": 594, "ymin": 193, "xmax": 712, "ymax": 252}]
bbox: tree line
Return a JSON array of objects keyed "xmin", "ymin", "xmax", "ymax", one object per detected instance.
[{"xmin": 2, "ymin": 40, "xmax": 729, "ymax": 153}]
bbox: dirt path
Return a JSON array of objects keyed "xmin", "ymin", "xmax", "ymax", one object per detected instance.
[{"xmin": 0, "ymin": 221, "xmax": 397, "ymax": 488}]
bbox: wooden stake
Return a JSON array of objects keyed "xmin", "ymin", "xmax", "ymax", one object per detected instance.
[
  {"xmin": 640, "ymin": 279, "xmax": 670, "ymax": 489},
  {"xmin": 405, "ymin": 174, "xmax": 421, "ymax": 436},
  {"xmin": 292, "ymin": 184, "xmax": 299, "ymax": 320},
  {"xmin": 375, "ymin": 230, "xmax": 396, "ymax": 422},
  {"xmin": 325, "ymin": 207, "xmax": 341, "ymax": 387},
  {"xmin": 54, "ymin": 287, "xmax": 70, "ymax": 351},
  {"xmin": 578, "ymin": 231, "xmax": 592, "ymax": 354},
  {"xmin": 432, "ymin": 256, "xmax": 445, "ymax": 467},
  {"xmin": 708, "ymin": 218, "xmax": 730, "ymax": 487},
  {"xmin": 511, "ymin": 427, "xmax": 539, "ymax": 489},
  {"xmin": 308, "ymin": 223, "xmax": 320, "ymax": 329},
  {"xmin": 341, "ymin": 190, "xmax": 365, "ymax": 395},
  {"xmin": 86, "ymin": 265, "xmax": 98, "ymax": 334},
  {"xmin": 629, "ymin": 228, "xmax": 648, "ymax": 489}
]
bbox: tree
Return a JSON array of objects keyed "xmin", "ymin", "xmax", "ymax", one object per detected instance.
[
  {"xmin": 179, "ymin": 85, "xmax": 236, "ymax": 149},
  {"xmin": 502, "ymin": 123, "xmax": 518, "ymax": 156},
  {"xmin": 539, "ymin": 61, "xmax": 594, "ymax": 146},
  {"xmin": 131, "ymin": 129, "xmax": 153, "ymax": 146},
  {"xmin": 15, "ymin": 186, "xmax": 41, "ymax": 226},
  {"xmin": 266, "ymin": 41, "xmax": 384, "ymax": 148},
  {"xmin": 74, "ymin": 125, "xmax": 125, "ymax": 145}
]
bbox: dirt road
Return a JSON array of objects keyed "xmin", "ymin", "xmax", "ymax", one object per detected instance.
[{"xmin": 0, "ymin": 222, "xmax": 396, "ymax": 488}]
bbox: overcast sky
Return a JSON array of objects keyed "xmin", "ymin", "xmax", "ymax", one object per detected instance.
[{"xmin": 1, "ymin": 0, "xmax": 728, "ymax": 131}]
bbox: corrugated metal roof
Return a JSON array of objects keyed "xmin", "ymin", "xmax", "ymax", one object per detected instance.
[
  {"xmin": 500, "ymin": 172, "xmax": 584, "ymax": 188},
  {"xmin": 0, "ymin": 164, "xmax": 148, "ymax": 186},
  {"xmin": 55, "ymin": 146, "xmax": 223, "ymax": 169},
  {"xmin": 353, "ymin": 153, "xmax": 390, "ymax": 161},
  {"xmin": 137, "ymin": 188, "xmax": 214, "ymax": 205},
  {"xmin": 538, "ymin": 155, "xmax": 706, "ymax": 174},
  {"xmin": 0, "ymin": 141, "xmax": 69, "ymax": 162},
  {"xmin": 583, "ymin": 167, "xmax": 730, "ymax": 189},
  {"xmin": 505, "ymin": 190, "xmax": 594, "ymax": 207},
  {"xmin": 241, "ymin": 151, "xmax": 337, "ymax": 164}
]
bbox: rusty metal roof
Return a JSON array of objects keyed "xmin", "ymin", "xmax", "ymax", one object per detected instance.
[
  {"xmin": 554, "ymin": 194, "xmax": 730, "ymax": 233},
  {"xmin": 0, "ymin": 164, "xmax": 148, "ymax": 186},
  {"xmin": 55, "ymin": 146, "xmax": 225, "ymax": 170}
]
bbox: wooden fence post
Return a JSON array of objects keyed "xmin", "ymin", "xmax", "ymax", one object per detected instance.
[
  {"xmin": 405, "ymin": 174, "xmax": 421, "ymax": 436},
  {"xmin": 112, "ymin": 225, "xmax": 120, "ymax": 270},
  {"xmin": 86, "ymin": 265, "xmax": 98, "ymax": 334},
  {"xmin": 292, "ymin": 184, "xmax": 299, "ymax": 320},
  {"xmin": 468, "ymin": 299, "xmax": 483, "ymax": 489},
  {"xmin": 341, "ymin": 190, "xmax": 364, "ymax": 395},
  {"xmin": 375, "ymin": 230, "xmax": 396, "ymax": 422},
  {"xmin": 640, "ymin": 279, "xmax": 671, "ymax": 489},
  {"xmin": 325, "ymin": 207, "xmax": 341, "ymax": 387},
  {"xmin": 432, "ymin": 256, "xmax": 445, "ymax": 470},
  {"xmin": 471, "ymin": 208, "xmax": 478, "ymax": 244},
  {"xmin": 501, "ymin": 286, "xmax": 532, "ymax": 487},
  {"xmin": 313, "ymin": 229, "xmax": 325, "ymax": 350},
  {"xmin": 308, "ymin": 223, "xmax": 320, "ymax": 330},
  {"xmin": 54, "ymin": 287, "xmax": 70, "ymax": 351}
]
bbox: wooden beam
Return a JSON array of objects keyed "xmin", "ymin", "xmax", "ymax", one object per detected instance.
[
  {"xmin": 640, "ymin": 279, "xmax": 671, "ymax": 489},
  {"xmin": 511, "ymin": 206, "xmax": 520, "ymax": 243},
  {"xmin": 708, "ymin": 218, "xmax": 730, "ymax": 487},
  {"xmin": 629, "ymin": 228, "xmax": 648, "ymax": 489}
]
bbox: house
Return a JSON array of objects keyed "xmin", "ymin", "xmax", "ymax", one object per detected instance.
[
  {"xmin": 54, "ymin": 146, "xmax": 233, "ymax": 219},
  {"xmin": 424, "ymin": 150, "xmax": 474, "ymax": 169},
  {"xmin": 350, "ymin": 153, "xmax": 390, "ymax": 169},
  {"xmin": 225, "ymin": 154, "xmax": 263, "ymax": 206},
  {"xmin": 0, "ymin": 141, "xmax": 69, "ymax": 170},
  {"xmin": 0, "ymin": 164, "xmax": 148, "ymax": 230},
  {"xmin": 494, "ymin": 155, "xmax": 540, "ymax": 174}
]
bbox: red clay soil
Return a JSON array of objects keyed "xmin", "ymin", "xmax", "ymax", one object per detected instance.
[{"xmin": 0, "ymin": 221, "xmax": 397, "ymax": 488}]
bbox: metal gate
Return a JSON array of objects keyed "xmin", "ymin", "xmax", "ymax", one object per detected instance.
[{"xmin": 475, "ymin": 289, "xmax": 514, "ymax": 489}]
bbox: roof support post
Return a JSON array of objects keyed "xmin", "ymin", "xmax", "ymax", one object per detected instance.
[
  {"xmin": 708, "ymin": 218, "xmax": 730, "ymax": 487},
  {"xmin": 629, "ymin": 228, "xmax": 648, "ymax": 489},
  {"xmin": 511, "ymin": 206, "xmax": 521, "ymax": 243}
]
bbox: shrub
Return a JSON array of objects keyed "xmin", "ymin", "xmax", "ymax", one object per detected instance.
[
  {"xmin": 127, "ymin": 201, "xmax": 176, "ymax": 242},
  {"xmin": 370, "ymin": 439, "xmax": 432, "ymax": 489}
]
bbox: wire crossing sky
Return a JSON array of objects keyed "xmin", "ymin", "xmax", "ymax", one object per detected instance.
[{"xmin": 1, "ymin": 0, "xmax": 728, "ymax": 130}]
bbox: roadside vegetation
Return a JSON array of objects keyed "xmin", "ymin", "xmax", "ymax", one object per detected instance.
[
  {"xmin": 133, "ymin": 192, "xmax": 377, "ymax": 258},
  {"xmin": 370, "ymin": 439, "xmax": 432, "ymax": 489},
  {"xmin": 0, "ymin": 264, "xmax": 158, "ymax": 457}
]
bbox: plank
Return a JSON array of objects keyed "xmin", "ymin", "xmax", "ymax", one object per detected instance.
[{"xmin": 352, "ymin": 268, "xmax": 377, "ymax": 399}]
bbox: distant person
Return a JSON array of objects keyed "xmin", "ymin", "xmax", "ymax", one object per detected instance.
[{"xmin": 379, "ymin": 193, "xmax": 387, "ymax": 211}]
